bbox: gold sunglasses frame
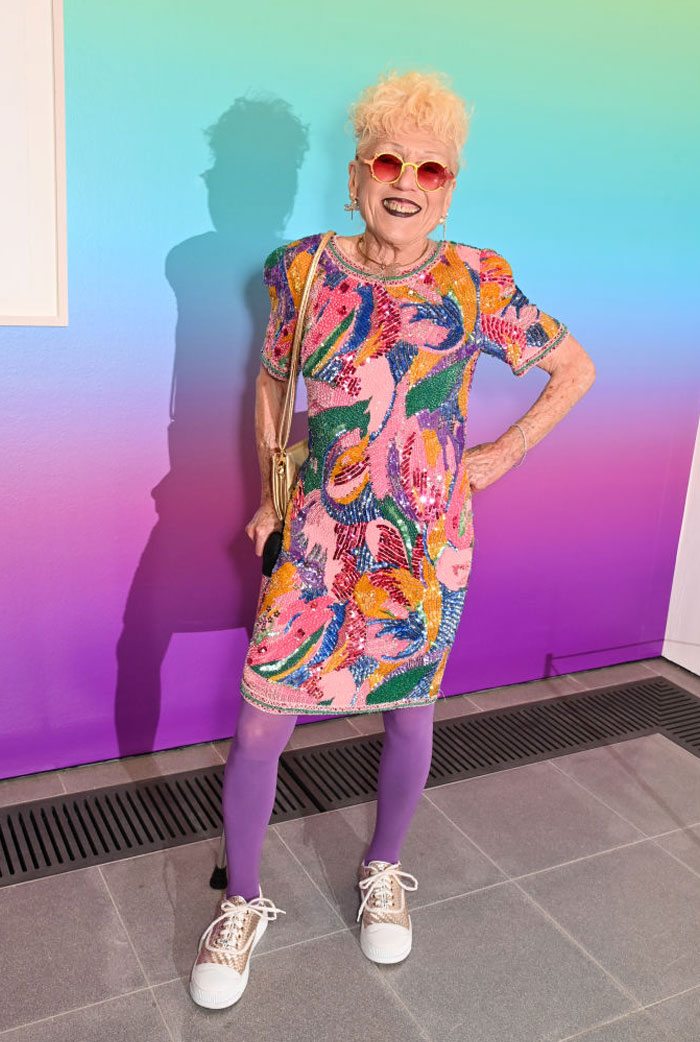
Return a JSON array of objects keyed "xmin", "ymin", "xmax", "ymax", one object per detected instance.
[{"xmin": 357, "ymin": 152, "xmax": 455, "ymax": 192}]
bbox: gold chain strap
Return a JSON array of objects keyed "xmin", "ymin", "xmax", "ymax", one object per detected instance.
[{"xmin": 271, "ymin": 230, "xmax": 335, "ymax": 521}]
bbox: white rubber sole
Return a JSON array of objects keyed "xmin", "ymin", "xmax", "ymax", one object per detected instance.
[
  {"xmin": 360, "ymin": 921, "xmax": 412, "ymax": 964},
  {"xmin": 189, "ymin": 914, "xmax": 268, "ymax": 1009}
]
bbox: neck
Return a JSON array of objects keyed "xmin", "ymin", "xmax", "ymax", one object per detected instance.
[{"xmin": 358, "ymin": 228, "xmax": 432, "ymax": 271}]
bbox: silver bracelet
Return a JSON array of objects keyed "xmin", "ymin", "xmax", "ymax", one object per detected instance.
[{"xmin": 511, "ymin": 423, "xmax": 527, "ymax": 468}]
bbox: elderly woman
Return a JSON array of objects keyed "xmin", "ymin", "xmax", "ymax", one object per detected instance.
[{"xmin": 189, "ymin": 70, "xmax": 595, "ymax": 1009}]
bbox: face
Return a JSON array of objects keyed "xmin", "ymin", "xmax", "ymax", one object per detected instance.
[{"xmin": 348, "ymin": 128, "xmax": 457, "ymax": 249}]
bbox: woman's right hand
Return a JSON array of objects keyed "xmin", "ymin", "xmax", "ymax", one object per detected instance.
[{"xmin": 245, "ymin": 499, "xmax": 283, "ymax": 557}]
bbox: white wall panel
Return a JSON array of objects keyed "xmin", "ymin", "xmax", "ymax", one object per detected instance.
[{"xmin": 664, "ymin": 416, "xmax": 700, "ymax": 676}]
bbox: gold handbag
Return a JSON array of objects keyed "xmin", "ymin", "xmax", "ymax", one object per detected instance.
[{"xmin": 270, "ymin": 230, "xmax": 335, "ymax": 521}]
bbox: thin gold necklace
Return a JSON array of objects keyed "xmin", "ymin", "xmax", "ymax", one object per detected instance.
[{"xmin": 356, "ymin": 234, "xmax": 432, "ymax": 284}]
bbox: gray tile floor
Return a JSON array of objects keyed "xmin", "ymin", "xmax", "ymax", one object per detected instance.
[{"xmin": 2, "ymin": 657, "xmax": 700, "ymax": 1041}]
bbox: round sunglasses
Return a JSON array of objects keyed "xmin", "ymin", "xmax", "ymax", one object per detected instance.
[{"xmin": 358, "ymin": 151, "xmax": 455, "ymax": 192}]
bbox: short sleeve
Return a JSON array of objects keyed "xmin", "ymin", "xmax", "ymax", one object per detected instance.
[
  {"xmin": 477, "ymin": 247, "xmax": 569, "ymax": 376},
  {"xmin": 260, "ymin": 246, "xmax": 297, "ymax": 381},
  {"xmin": 260, "ymin": 239, "xmax": 316, "ymax": 381}
]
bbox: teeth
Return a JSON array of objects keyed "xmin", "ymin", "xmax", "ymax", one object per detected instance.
[{"xmin": 383, "ymin": 199, "xmax": 420, "ymax": 215}]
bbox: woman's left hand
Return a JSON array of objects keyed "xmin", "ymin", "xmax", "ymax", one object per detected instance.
[{"xmin": 463, "ymin": 439, "xmax": 522, "ymax": 492}]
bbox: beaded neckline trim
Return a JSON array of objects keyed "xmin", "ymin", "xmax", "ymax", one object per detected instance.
[{"xmin": 328, "ymin": 235, "xmax": 445, "ymax": 282}]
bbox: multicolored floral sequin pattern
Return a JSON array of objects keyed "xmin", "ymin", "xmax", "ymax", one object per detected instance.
[
  {"xmin": 241, "ymin": 234, "xmax": 568, "ymax": 715},
  {"xmin": 477, "ymin": 248, "xmax": 569, "ymax": 375}
]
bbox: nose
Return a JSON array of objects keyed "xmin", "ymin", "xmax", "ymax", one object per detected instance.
[{"xmin": 394, "ymin": 162, "xmax": 417, "ymax": 192}]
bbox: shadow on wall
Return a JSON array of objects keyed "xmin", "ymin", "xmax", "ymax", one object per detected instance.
[{"xmin": 114, "ymin": 97, "xmax": 309, "ymax": 758}]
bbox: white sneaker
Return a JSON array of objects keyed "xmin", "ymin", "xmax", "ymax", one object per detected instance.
[
  {"xmin": 189, "ymin": 888, "xmax": 286, "ymax": 1009},
  {"xmin": 357, "ymin": 859, "xmax": 418, "ymax": 964}
]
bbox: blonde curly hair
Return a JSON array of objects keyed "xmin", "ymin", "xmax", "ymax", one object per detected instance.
[{"xmin": 348, "ymin": 69, "xmax": 474, "ymax": 170}]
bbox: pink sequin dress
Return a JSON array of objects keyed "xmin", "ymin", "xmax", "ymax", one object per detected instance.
[{"xmin": 240, "ymin": 233, "xmax": 568, "ymax": 715}]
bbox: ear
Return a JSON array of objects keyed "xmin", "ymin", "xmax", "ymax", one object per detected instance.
[
  {"xmin": 443, "ymin": 176, "xmax": 456, "ymax": 213},
  {"xmin": 348, "ymin": 158, "xmax": 359, "ymax": 200}
]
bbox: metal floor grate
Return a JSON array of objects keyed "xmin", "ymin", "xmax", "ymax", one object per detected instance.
[{"xmin": 2, "ymin": 674, "xmax": 698, "ymax": 887}]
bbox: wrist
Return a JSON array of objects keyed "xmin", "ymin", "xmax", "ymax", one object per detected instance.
[{"xmin": 496, "ymin": 426, "xmax": 526, "ymax": 465}]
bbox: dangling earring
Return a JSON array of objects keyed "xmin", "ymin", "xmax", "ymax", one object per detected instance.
[
  {"xmin": 344, "ymin": 196, "xmax": 359, "ymax": 221},
  {"xmin": 440, "ymin": 214, "xmax": 448, "ymax": 241}
]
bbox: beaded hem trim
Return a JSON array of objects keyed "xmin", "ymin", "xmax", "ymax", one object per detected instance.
[
  {"xmin": 239, "ymin": 681, "xmax": 438, "ymax": 716},
  {"xmin": 511, "ymin": 323, "xmax": 569, "ymax": 375},
  {"xmin": 328, "ymin": 236, "xmax": 445, "ymax": 282}
]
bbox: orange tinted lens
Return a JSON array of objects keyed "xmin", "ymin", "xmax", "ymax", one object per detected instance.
[
  {"xmin": 416, "ymin": 161, "xmax": 448, "ymax": 190},
  {"xmin": 371, "ymin": 153, "xmax": 403, "ymax": 182}
]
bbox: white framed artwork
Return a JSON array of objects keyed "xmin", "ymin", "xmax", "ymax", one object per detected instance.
[{"xmin": 0, "ymin": 0, "xmax": 67, "ymax": 325}]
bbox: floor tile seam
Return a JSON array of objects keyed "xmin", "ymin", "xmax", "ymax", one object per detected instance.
[
  {"xmin": 343, "ymin": 717, "xmax": 365, "ymax": 737},
  {"xmin": 150, "ymin": 925, "xmax": 355, "ymax": 995},
  {"xmin": 95, "ymin": 858, "xmax": 178, "ymax": 1037},
  {"xmin": 648, "ymin": 832, "xmax": 700, "ymax": 885},
  {"xmin": 271, "ymin": 826, "xmax": 353, "ymax": 929},
  {"xmin": 211, "ymin": 741, "xmax": 228, "ymax": 764},
  {"xmin": 408, "ymin": 876, "xmax": 512, "ymax": 914},
  {"xmin": 553, "ymin": 1009, "xmax": 664, "ymax": 1042},
  {"xmin": 0, "ymin": 984, "xmax": 158, "ymax": 1038},
  {"xmin": 565, "ymin": 662, "xmax": 659, "ymax": 690},
  {"xmin": 248, "ymin": 922, "xmax": 356, "ymax": 961},
  {"xmin": 57, "ymin": 770, "xmax": 221, "ymax": 800},
  {"xmin": 0, "ymin": 832, "xmax": 223, "ymax": 892},
  {"xmin": 96, "ymin": 863, "xmax": 156, "ymax": 989},
  {"xmin": 423, "ymin": 785, "xmax": 653, "ymax": 883},
  {"xmin": 2, "ymin": 807, "xmax": 374, "ymax": 891},
  {"xmin": 103, "ymin": 836, "xmax": 220, "ymax": 871},
  {"xmin": 647, "ymin": 820, "xmax": 700, "ymax": 840},
  {"xmin": 369, "ymin": 961, "xmax": 435, "ymax": 1042},
  {"xmin": 563, "ymin": 673, "xmax": 589, "ymax": 692},
  {"xmin": 55, "ymin": 743, "xmax": 226, "ymax": 793},
  {"xmin": 547, "ymin": 758, "xmax": 653, "ymax": 837},
  {"xmin": 510, "ymin": 835, "xmax": 652, "ymax": 884},
  {"xmin": 407, "ymin": 831, "xmax": 686, "ymax": 914},
  {"xmin": 56, "ymin": 764, "xmax": 149, "ymax": 791},
  {"xmin": 421, "ymin": 790, "xmax": 511, "ymax": 878},
  {"xmin": 288, "ymin": 720, "xmax": 363, "ymax": 749},
  {"xmin": 466, "ymin": 679, "xmax": 582, "ymax": 710},
  {"xmin": 435, "ymin": 693, "xmax": 482, "ymax": 711},
  {"xmin": 511, "ymin": 879, "xmax": 645, "ymax": 1009},
  {"xmin": 654, "ymin": 659, "xmax": 700, "ymax": 684},
  {"xmin": 467, "ymin": 669, "xmax": 609, "ymax": 702},
  {"xmin": 141, "ymin": 985, "xmax": 177, "ymax": 1042},
  {"xmin": 0, "ymin": 861, "xmax": 97, "ymax": 893},
  {"xmin": 0, "ymin": 769, "xmax": 70, "ymax": 803},
  {"xmin": 424, "ymin": 754, "xmax": 567, "ymax": 796},
  {"xmin": 641, "ymin": 977, "xmax": 700, "ymax": 1013},
  {"xmin": 549, "ymin": 754, "xmax": 700, "ymax": 841}
]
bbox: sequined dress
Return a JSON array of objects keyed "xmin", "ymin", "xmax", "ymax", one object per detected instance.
[{"xmin": 240, "ymin": 233, "xmax": 568, "ymax": 715}]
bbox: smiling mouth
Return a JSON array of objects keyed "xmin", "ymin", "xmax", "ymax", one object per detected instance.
[{"xmin": 382, "ymin": 197, "xmax": 422, "ymax": 217}]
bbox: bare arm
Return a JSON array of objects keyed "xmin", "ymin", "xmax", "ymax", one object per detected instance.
[
  {"xmin": 465, "ymin": 332, "xmax": 596, "ymax": 490},
  {"xmin": 244, "ymin": 364, "xmax": 287, "ymax": 555}
]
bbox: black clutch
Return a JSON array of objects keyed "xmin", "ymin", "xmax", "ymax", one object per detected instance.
[{"xmin": 262, "ymin": 529, "xmax": 283, "ymax": 577}]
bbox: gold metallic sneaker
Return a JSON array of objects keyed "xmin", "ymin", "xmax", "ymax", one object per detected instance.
[
  {"xmin": 189, "ymin": 888, "xmax": 286, "ymax": 1009},
  {"xmin": 357, "ymin": 859, "xmax": 418, "ymax": 964}
]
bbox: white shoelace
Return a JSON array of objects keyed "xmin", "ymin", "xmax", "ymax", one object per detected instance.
[
  {"xmin": 199, "ymin": 895, "xmax": 287, "ymax": 955},
  {"xmin": 357, "ymin": 862, "xmax": 418, "ymax": 922}
]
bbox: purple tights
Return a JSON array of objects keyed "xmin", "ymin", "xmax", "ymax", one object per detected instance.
[{"xmin": 223, "ymin": 697, "xmax": 436, "ymax": 900}]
